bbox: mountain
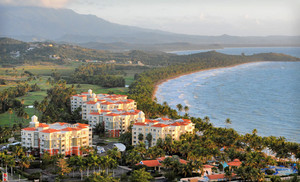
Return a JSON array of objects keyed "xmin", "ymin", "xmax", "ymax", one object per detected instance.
[{"xmin": 1, "ymin": 5, "xmax": 300, "ymax": 49}]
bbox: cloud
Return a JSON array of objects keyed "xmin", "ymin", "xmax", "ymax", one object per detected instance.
[{"xmin": 0, "ymin": 0, "xmax": 72, "ymax": 8}]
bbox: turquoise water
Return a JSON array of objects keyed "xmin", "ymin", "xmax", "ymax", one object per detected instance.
[{"xmin": 156, "ymin": 48, "xmax": 300, "ymax": 142}]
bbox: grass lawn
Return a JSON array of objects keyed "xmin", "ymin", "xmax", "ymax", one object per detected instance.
[
  {"xmin": 0, "ymin": 62, "xmax": 81, "ymax": 76},
  {"xmin": 0, "ymin": 108, "xmax": 38, "ymax": 127},
  {"xmin": 102, "ymin": 137, "xmax": 120, "ymax": 143},
  {"xmin": 17, "ymin": 91, "xmax": 48, "ymax": 105},
  {"xmin": 72, "ymin": 84, "xmax": 128, "ymax": 95}
]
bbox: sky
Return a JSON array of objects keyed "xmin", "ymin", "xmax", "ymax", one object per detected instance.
[{"xmin": 1, "ymin": 0, "xmax": 299, "ymax": 36}]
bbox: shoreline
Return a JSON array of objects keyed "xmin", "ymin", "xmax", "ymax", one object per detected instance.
[
  {"xmin": 152, "ymin": 61, "xmax": 300, "ymax": 143},
  {"xmin": 152, "ymin": 61, "xmax": 261, "ymax": 100}
]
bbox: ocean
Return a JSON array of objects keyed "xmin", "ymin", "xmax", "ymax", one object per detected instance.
[{"xmin": 156, "ymin": 47, "xmax": 300, "ymax": 142}]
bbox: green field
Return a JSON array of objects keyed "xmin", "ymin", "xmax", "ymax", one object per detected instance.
[
  {"xmin": 0, "ymin": 108, "xmax": 37, "ymax": 127},
  {"xmin": 0, "ymin": 62, "xmax": 142, "ymax": 126}
]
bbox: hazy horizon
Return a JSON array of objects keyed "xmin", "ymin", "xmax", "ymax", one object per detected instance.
[{"xmin": 0, "ymin": 0, "xmax": 299, "ymax": 37}]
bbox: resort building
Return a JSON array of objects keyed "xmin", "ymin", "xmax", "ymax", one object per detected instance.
[
  {"xmin": 21, "ymin": 115, "xmax": 92, "ymax": 156},
  {"xmin": 70, "ymin": 89, "xmax": 143, "ymax": 137},
  {"xmin": 71, "ymin": 89, "xmax": 136, "ymax": 113},
  {"xmin": 132, "ymin": 118, "xmax": 195, "ymax": 146}
]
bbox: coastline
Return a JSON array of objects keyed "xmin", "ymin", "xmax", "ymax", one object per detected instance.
[{"xmin": 152, "ymin": 61, "xmax": 261, "ymax": 100}]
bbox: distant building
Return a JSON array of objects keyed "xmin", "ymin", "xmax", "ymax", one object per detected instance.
[
  {"xmin": 132, "ymin": 118, "xmax": 195, "ymax": 146},
  {"xmin": 49, "ymin": 55, "xmax": 60, "ymax": 59},
  {"xmin": 21, "ymin": 115, "xmax": 92, "ymax": 156},
  {"xmin": 137, "ymin": 61, "xmax": 144, "ymax": 66},
  {"xmin": 10, "ymin": 51, "xmax": 20, "ymax": 58},
  {"xmin": 106, "ymin": 60, "xmax": 116, "ymax": 64}
]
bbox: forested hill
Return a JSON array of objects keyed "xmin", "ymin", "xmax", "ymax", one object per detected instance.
[{"xmin": 0, "ymin": 37, "xmax": 299, "ymax": 67}]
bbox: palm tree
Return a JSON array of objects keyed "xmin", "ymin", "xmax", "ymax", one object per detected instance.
[
  {"xmin": 68, "ymin": 156, "xmax": 77, "ymax": 177},
  {"xmin": 89, "ymin": 154, "xmax": 99, "ymax": 173},
  {"xmin": 179, "ymin": 143, "xmax": 190, "ymax": 158},
  {"xmin": 107, "ymin": 147, "xmax": 121, "ymax": 161},
  {"xmin": 163, "ymin": 101, "xmax": 168, "ymax": 106},
  {"xmin": 129, "ymin": 168, "xmax": 153, "ymax": 182},
  {"xmin": 8, "ymin": 108, "xmax": 13, "ymax": 124},
  {"xmin": 176, "ymin": 104, "xmax": 183, "ymax": 113},
  {"xmin": 19, "ymin": 154, "xmax": 34, "ymax": 171},
  {"xmin": 126, "ymin": 150, "xmax": 142, "ymax": 166},
  {"xmin": 76, "ymin": 155, "xmax": 86, "ymax": 180},
  {"xmin": 56, "ymin": 158, "xmax": 71, "ymax": 177},
  {"xmin": 86, "ymin": 155, "xmax": 93, "ymax": 177},
  {"xmin": 204, "ymin": 116, "xmax": 210, "ymax": 123},
  {"xmin": 14, "ymin": 145, "xmax": 24, "ymax": 160},
  {"xmin": 225, "ymin": 118, "xmax": 232, "ymax": 124},
  {"xmin": 146, "ymin": 133, "xmax": 153, "ymax": 148},
  {"xmin": 23, "ymin": 112, "xmax": 29, "ymax": 122},
  {"xmin": 184, "ymin": 106, "xmax": 189, "ymax": 113},
  {"xmin": 138, "ymin": 133, "xmax": 144, "ymax": 142},
  {"xmin": 15, "ymin": 107, "xmax": 25, "ymax": 123},
  {"xmin": 33, "ymin": 101, "xmax": 39, "ymax": 115},
  {"xmin": 3, "ymin": 154, "xmax": 15, "ymax": 176}
]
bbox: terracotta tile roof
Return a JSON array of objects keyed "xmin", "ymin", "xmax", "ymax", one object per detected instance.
[
  {"xmin": 179, "ymin": 159, "xmax": 187, "ymax": 164},
  {"xmin": 170, "ymin": 122, "xmax": 182, "ymax": 126},
  {"xmin": 61, "ymin": 127, "xmax": 81, "ymax": 131},
  {"xmin": 180, "ymin": 122, "xmax": 190, "ymax": 125},
  {"xmin": 86, "ymin": 101, "xmax": 97, "ymax": 104},
  {"xmin": 77, "ymin": 123, "xmax": 89, "ymax": 127},
  {"xmin": 228, "ymin": 159, "xmax": 242, "ymax": 167},
  {"xmin": 77, "ymin": 95, "xmax": 87, "ymax": 97},
  {"xmin": 146, "ymin": 119, "xmax": 159, "ymax": 123},
  {"xmin": 207, "ymin": 174, "xmax": 225, "ymax": 180},
  {"xmin": 61, "ymin": 127, "xmax": 74, "ymax": 131},
  {"xmin": 207, "ymin": 173, "xmax": 236, "ymax": 180},
  {"xmin": 121, "ymin": 112, "xmax": 131, "ymax": 115},
  {"xmin": 161, "ymin": 118, "xmax": 171, "ymax": 121},
  {"xmin": 137, "ymin": 160, "xmax": 161, "ymax": 167},
  {"xmin": 101, "ymin": 102, "xmax": 114, "ymax": 105},
  {"xmin": 22, "ymin": 127, "xmax": 36, "ymax": 131},
  {"xmin": 133, "ymin": 122, "xmax": 147, "ymax": 126},
  {"xmin": 40, "ymin": 129, "xmax": 60, "ymax": 133},
  {"xmin": 152, "ymin": 123, "xmax": 169, "ymax": 128},
  {"xmin": 203, "ymin": 165, "xmax": 215, "ymax": 168},
  {"xmin": 89, "ymin": 112, "xmax": 101, "ymax": 115},
  {"xmin": 182, "ymin": 119, "xmax": 191, "ymax": 122},
  {"xmin": 38, "ymin": 123, "xmax": 49, "ymax": 127},
  {"xmin": 105, "ymin": 113, "xmax": 120, "ymax": 116},
  {"xmin": 101, "ymin": 110, "xmax": 111, "ymax": 112},
  {"xmin": 81, "ymin": 92, "xmax": 89, "ymax": 94}
]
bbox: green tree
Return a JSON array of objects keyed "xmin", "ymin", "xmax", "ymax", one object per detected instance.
[
  {"xmin": 176, "ymin": 104, "xmax": 183, "ymax": 113},
  {"xmin": 183, "ymin": 106, "xmax": 189, "ymax": 113},
  {"xmin": 138, "ymin": 133, "xmax": 144, "ymax": 142},
  {"xmin": 56, "ymin": 158, "xmax": 71, "ymax": 177},
  {"xmin": 146, "ymin": 133, "xmax": 152, "ymax": 148},
  {"xmin": 85, "ymin": 172, "xmax": 119, "ymax": 182},
  {"xmin": 129, "ymin": 168, "xmax": 153, "ymax": 182}
]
